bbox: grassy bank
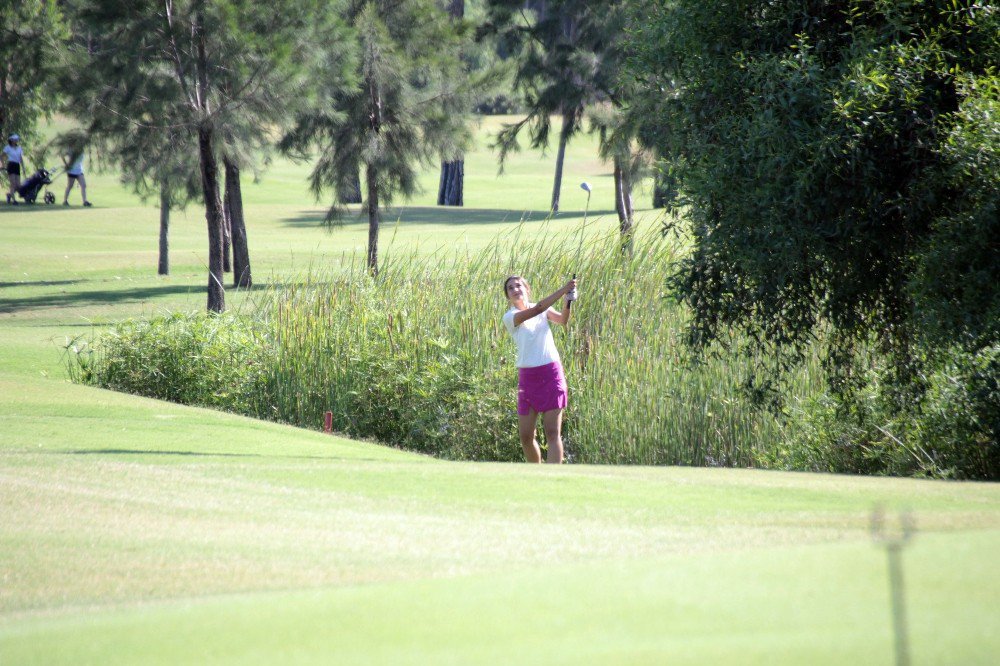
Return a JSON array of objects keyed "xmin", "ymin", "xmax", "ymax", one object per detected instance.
[{"xmin": 2, "ymin": 382, "xmax": 999, "ymax": 663}]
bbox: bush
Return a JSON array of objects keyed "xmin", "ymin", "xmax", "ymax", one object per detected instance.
[
  {"xmin": 769, "ymin": 346, "xmax": 1000, "ymax": 479},
  {"xmin": 67, "ymin": 312, "xmax": 270, "ymax": 414}
]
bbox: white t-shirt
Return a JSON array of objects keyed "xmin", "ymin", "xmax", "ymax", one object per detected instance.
[
  {"xmin": 67, "ymin": 155, "xmax": 84, "ymax": 175},
  {"xmin": 502, "ymin": 305, "xmax": 561, "ymax": 368},
  {"xmin": 3, "ymin": 145, "xmax": 23, "ymax": 164}
]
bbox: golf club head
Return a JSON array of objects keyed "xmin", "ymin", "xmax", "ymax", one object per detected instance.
[{"xmin": 580, "ymin": 182, "xmax": 592, "ymax": 193}]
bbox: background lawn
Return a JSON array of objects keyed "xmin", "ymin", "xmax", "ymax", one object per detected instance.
[{"xmin": 1, "ymin": 117, "xmax": 998, "ymax": 665}]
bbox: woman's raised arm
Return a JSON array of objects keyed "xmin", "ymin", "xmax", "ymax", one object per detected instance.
[{"xmin": 513, "ymin": 278, "xmax": 576, "ymax": 327}]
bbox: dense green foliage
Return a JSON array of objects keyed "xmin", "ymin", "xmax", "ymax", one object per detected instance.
[
  {"xmin": 0, "ymin": 0, "xmax": 69, "ymax": 148},
  {"xmin": 627, "ymin": 0, "xmax": 999, "ymax": 473},
  {"xmin": 630, "ymin": 0, "xmax": 999, "ymax": 367},
  {"xmin": 69, "ymin": 231, "xmax": 810, "ymax": 466},
  {"xmin": 768, "ymin": 345, "xmax": 1000, "ymax": 478}
]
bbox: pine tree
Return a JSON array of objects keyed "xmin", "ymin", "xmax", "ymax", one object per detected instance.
[
  {"xmin": 0, "ymin": 1, "xmax": 69, "ymax": 148},
  {"xmin": 66, "ymin": 0, "xmax": 332, "ymax": 311},
  {"xmin": 282, "ymin": 0, "xmax": 468, "ymax": 276},
  {"xmin": 82, "ymin": 121, "xmax": 199, "ymax": 276},
  {"xmin": 483, "ymin": 1, "xmax": 635, "ymax": 218},
  {"xmin": 587, "ymin": 102, "xmax": 647, "ymax": 252},
  {"xmin": 481, "ymin": 0, "xmax": 612, "ymax": 213}
]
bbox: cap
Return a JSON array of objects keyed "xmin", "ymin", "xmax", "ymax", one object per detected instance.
[{"xmin": 8, "ymin": 134, "xmax": 19, "ymax": 142}]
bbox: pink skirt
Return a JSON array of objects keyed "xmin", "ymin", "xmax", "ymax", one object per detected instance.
[{"xmin": 517, "ymin": 361, "xmax": 568, "ymax": 415}]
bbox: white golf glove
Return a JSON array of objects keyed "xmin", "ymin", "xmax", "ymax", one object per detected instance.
[{"xmin": 566, "ymin": 287, "xmax": 578, "ymax": 302}]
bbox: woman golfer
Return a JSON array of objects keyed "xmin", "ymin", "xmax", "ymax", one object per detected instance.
[
  {"xmin": 62, "ymin": 149, "xmax": 92, "ymax": 207},
  {"xmin": 4, "ymin": 134, "xmax": 26, "ymax": 205},
  {"xmin": 502, "ymin": 275, "xmax": 577, "ymax": 464}
]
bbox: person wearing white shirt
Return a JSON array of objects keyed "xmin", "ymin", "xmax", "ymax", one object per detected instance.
[
  {"xmin": 4, "ymin": 134, "xmax": 26, "ymax": 205},
  {"xmin": 62, "ymin": 150, "xmax": 92, "ymax": 207},
  {"xmin": 501, "ymin": 274, "xmax": 577, "ymax": 463}
]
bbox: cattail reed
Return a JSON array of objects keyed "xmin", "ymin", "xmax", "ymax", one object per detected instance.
[{"xmin": 68, "ymin": 228, "xmax": 823, "ymax": 466}]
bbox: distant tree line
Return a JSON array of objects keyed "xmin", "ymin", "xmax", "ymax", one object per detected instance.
[{"xmin": 4, "ymin": 1, "xmax": 658, "ymax": 305}]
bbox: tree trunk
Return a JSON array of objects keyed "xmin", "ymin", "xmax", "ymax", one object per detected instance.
[
  {"xmin": 551, "ymin": 111, "xmax": 573, "ymax": 213},
  {"xmin": 222, "ymin": 192, "xmax": 233, "ymax": 273},
  {"xmin": 437, "ymin": 0, "xmax": 465, "ymax": 207},
  {"xmin": 194, "ymin": 10, "xmax": 224, "ymax": 312},
  {"xmin": 198, "ymin": 123, "xmax": 226, "ymax": 313},
  {"xmin": 223, "ymin": 166, "xmax": 232, "ymax": 271},
  {"xmin": 158, "ymin": 184, "xmax": 170, "ymax": 275},
  {"xmin": 437, "ymin": 159, "xmax": 464, "ymax": 206},
  {"xmin": 652, "ymin": 167, "xmax": 677, "ymax": 208},
  {"xmin": 614, "ymin": 155, "xmax": 634, "ymax": 255},
  {"xmin": 339, "ymin": 169, "xmax": 362, "ymax": 204},
  {"xmin": 365, "ymin": 59, "xmax": 382, "ymax": 277},
  {"xmin": 225, "ymin": 157, "xmax": 252, "ymax": 288},
  {"xmin": 366, "ymin": 163, "xmax": 379, "ymax": 277}
]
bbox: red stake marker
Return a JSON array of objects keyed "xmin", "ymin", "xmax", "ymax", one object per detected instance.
[{"xmin": 324, "ymin": 411, "xmax": 333, "ymax": 434}]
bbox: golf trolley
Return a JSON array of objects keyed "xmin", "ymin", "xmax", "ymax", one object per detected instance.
[{"xmin": 15, "ymin": 167, "xmax": 59, "ymax": 204}]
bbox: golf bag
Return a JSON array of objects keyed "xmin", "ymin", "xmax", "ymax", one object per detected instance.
[{"xmin": 17, "ymin": 168, "xmax": 56, "ymax": 204}]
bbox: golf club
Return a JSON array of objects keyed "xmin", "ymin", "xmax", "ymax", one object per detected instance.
[{"xmin": 566, "ymin": 182, "xmax": 592, "ymax": 312}]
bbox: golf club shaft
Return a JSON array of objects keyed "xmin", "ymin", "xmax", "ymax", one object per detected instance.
[{"xmin": 567, "ymin": 192, "xmax": 590, "ymax": 312}]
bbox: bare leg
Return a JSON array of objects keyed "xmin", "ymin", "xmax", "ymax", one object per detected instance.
[
  {"xmin": 78, "ymin": 175, "xmax": 88, "ymax": 204},
  {"xmin": 542, "ymin": 409, "xmax": 564, "ymax": 464},
  {"xmin": 517, "ymin": 410, "xmax": 541, "ymax": 463},
  {"xmin": 64, "ymin": 178, "xmax": 74, "ymax": 204}
]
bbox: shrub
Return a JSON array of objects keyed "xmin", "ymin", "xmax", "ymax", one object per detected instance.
[
  {"xmin": 67, "ymin": 312, "xmax": 270, "ymax": 414},
  {"xmin": 769, "ymin": 346, "xmax": 1000, "ymax": 479}
]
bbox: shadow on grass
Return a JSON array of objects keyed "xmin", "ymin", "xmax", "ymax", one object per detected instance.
[
  {"xmin": 29, "ymin": 320, "xmax": 115, "ymax": 327},
  {"xmin": 0, "ymin": 280, "xmax": 84, "ymax": 289},
  {"xmin": 0, "ymin": 201, "xmax": 99, "ymax": 214},
  {"xmin": 63, "ymin": 448, "xmax": 392, "ymax": 463},
  {"xmin": 0, "ymin": 280, "xmax": 307, "ymax": 315},
  {"xmin": 280, "ymin": 206, "xmax": 618, "ymax": 229},
  {"xmin": 0, "ymin": 279, "xmax": 372, "ymax": 316},
  {"xmin": 0, "ymin": 283, "xmax": 202, "ymax": 314}
]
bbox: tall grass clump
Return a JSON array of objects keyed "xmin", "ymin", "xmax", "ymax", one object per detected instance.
[
  {"xmin": 67, "ymin": 312, "xmax": 271, "ymax": 414},
  {"xmin": 69, "ymin": 226, "xmax": 822, "ymax": 465}
]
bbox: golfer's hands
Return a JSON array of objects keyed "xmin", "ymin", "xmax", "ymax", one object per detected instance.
[{"xmin": 564, "ymin": 277, "xmax": 578, "ymax": 302}]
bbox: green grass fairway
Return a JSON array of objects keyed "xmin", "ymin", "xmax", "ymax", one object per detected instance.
[{"xmin": 2, "ymin": 117, "xmax": 999, "ymax": 664}]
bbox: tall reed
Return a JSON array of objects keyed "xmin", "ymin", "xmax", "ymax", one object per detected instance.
[{"xmin": 69, "ymin": 227, "xmax": 823, "ymax": 465}]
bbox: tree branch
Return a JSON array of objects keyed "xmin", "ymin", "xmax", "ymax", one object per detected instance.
[{"xmin": 163, "ymin": 0, "xmax": 197, "ymax": 110}]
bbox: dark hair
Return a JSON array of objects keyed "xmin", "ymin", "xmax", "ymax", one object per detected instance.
[{"xmin": 503, "ymin": 275, "xmax": 530, "ymax": 298}]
